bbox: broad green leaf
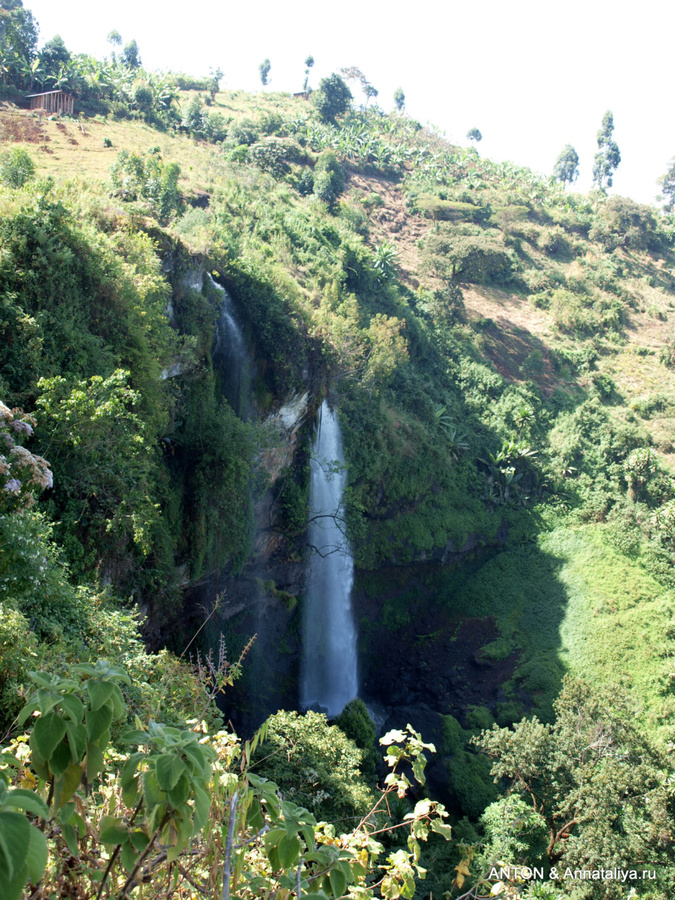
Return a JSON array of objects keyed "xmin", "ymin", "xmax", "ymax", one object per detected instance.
[
  {"xmin": 54, "ymin": 763, "xmax": 82, "ymax": 810},
  {"xmin": 263, "ymin": 827, "xmax": 286, "ymax": 852},
  {"xmin": 120, "ymin": 840, "xmax": 137, "ymax": 873},
  {"xmin": 100, "ymin": 824, "xmax": 129, "ymax": 846},
  {"xmin": 86, "ymin": 680, "xmax": 115, "ymax": 712},
  {"xmin": 65, "ymin": 722, "xmax": 87, "ymax": 763},
  {"xmin": 0, "ymin": 811, "xmax": 30, "ymax": 878},
  {"xmin": 129, "ymin": 830, "xmax": 150, "ymax": 852},
  {"xmin": 100, "ymin": 816, "xmax": 129, "ymax": 845},
  {"xmin": 3, "ymin": 789, "xmax": 48, "ymax": 819},
  {"xmin": 182, "ymin": 742, "xmax": 208, "ymax": 775},
  {"xmin": 32, "ymin": 712, "xmax": 67, "ymax": 761},
  {"xmin": 300, "ymin": 824, "xmax": 315, "ymax": 850},
  {"xmin": 329, "ymin": 867, "xmax": 346, "ymax": 898},
  {"xmin": 58, "ymin": 693, "xmax": 84, "ymax": 725},
  {"xmin": 277, "ymin": 833, "xmax": 300, "ymax": 869},
  {"xmin": 167, "ymin": 773, "xmax": 189, "ymax": 808},
  {"xmin": 86, "ymin": 705, "xmax": 113, "ymax": 744},
  {"xmin": 58, "ymin": 802, "xmax": 75, "ymax": 823},
  {"xmin": 142, "ymin": 770, "xmax": 163, "ymax": 807},
  {"xmin": 49, "ymin": 740, "xmax": 72, "ymax": 778},
  {"xmin": 121, "ymin": 730, "xmax": 150, "ymax": 746},
  {"xmin": 246, "ymin": 797, "xmax": 263, "ymax": 830},
  {"xmin": 86, "ymin": 742, "xmax": 104, "ymax": 782},
  {"xmin": 74, "ymin": 813, "xmax": 87, "ymax": 839},
  {"xmin": 61, "ymin": 822, "xmax": 79, "ymax": 858},
  {"xmin": 109, "ymin": 685, "xmax": 125, "ymax": 719},
  {"xmin": 191, "ymin": 782, "xmax": 210, "ymax": 834},
  {"xmin": 156, "ymin": 753, "xmax": 186, "ymax": 791},
  {"xmin": 25, "ymin": 825, "xmax": 47, "ymax": 883},
  {"xmin": 0, "ymin": 857, "xmax": 27, "ymax": 900}
]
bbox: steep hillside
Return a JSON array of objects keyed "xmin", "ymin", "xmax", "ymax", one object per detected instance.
[{"xmin": 2, "ymin": 65, "xmax": 675, "ymax": 897}]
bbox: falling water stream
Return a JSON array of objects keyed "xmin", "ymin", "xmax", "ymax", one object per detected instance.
[
  {"xmin": 210, "ymin": 275, "xmax": 251, "ymax": 419},
  {"xmin": 300, "ymin": 401, "xmax": 358, "ymax": 717}
]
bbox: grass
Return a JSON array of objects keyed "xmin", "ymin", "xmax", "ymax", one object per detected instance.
[{"xmin": 444, "ymin": 522, "xmax": 675, "ymax": 738}]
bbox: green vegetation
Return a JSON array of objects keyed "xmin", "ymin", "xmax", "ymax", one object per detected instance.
[{"xmin": 2, "ymin": 4, "xmax": 675, "ymax": 896}]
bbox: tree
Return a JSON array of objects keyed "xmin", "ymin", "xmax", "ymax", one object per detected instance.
[
  {"xmin": 303, "ymin": 53, "xmax": 314, "ymax": 92},
  {"xmin": 208, "ymin": 66, "xmax": 223, "ymax": 100},
  {"xmin": 339, "ymin": 66, "xmax": 377, "ymax": 108},
  {"xmin": 592, "ymin": 110, "xmax": 621, "ymax": 190},
  {"xmin": 312, "ymin": 73, "xmax": 352, "ymax": 123},
  {"xmin": 38, "ymin": 34, "xmax": 70, "ymax": 85},
  {"xmin": 393, "ymin": 86, "xmax": 405, "ymax": 112},
  {"xmin": 121, "ymin": 38, "xmax": 141, "ymax": 69},
  {"xmin": 552, "ymin": 143, "xmax": 579, "ymax": 186},
  {"xmin": 475, "ymin": 676, "xmax": 674, "ymax": 887},
  {"xmin": 363, "ymin": 83, "xmax": 378, "ymax": 106},
  {"xmin": 467, "ymin": 127, "xmax": 482, "ymax": 143},
  {"xmin": 657, "ymin": 157, "xmax": 675, "ymax": 211},
  {"xmin": 258, "ymin": 57, "xmax": 271, "ymax": 87},
  {"xmin": 106, "ymin": 29, "xmax": 122, "ymax": 47},
  {"xmin": 0, "ymin": 0, "xmax": 39, "ymax": 88}
]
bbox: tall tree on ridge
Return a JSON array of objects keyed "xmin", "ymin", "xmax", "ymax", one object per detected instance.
[{"xmin": 592, "ymin": 110, "xmax": 620, "ymax": 191}]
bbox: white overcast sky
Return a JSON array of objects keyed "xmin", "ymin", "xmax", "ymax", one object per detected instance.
[{"xmin": 24, "ymin": 0, "xmax": 675, "ymax": 206}]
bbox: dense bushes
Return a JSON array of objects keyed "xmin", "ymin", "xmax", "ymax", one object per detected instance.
[
  {"xmin": 590, "ymin": 196, "xmax": 671, "ymax": 253},
  {"xmin": 422, "ymin": 226, "xmax": 515, "ymax": 284}
]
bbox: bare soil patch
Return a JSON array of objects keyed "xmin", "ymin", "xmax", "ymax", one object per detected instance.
[
  {"xmin": 346, "ymin": 170, "xmax": 429, "ymax": 287},
  {"xmin": 0, "ymin": 108, "xmax": 46, "ymax": 144}
]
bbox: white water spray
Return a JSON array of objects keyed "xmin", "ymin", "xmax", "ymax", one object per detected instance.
[
  {"xmin": 300, "ymin": 401, "xmax": 358, "ymax": 717},
  {"xmin": 210, "ymin": 275, "xmax": 251, "ymax": 418}
]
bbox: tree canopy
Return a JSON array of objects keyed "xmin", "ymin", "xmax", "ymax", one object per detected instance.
[
  {"xmin": 658, "ymin": 157, "xmax": 675, "ymax": 211},
  {"xmin": 592, "ymin": 110, "xmax": 621, "ymax": 190},
  {"xmin": 553, "ymin": 144, "xmax": 579, "ymax": 185},
  {"xmin": 313, "ymin": 73, "xmax": 352, "ymax": 123},
  {"xmin": 476, "ymin": 676, "xmax": 674, "ymax": 891},
  {"xmin": 259, "ymin": 57, "xmax": 271, "ymax": 86}
]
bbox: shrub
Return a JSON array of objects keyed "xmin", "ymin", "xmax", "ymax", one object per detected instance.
[
  {"xmin": 423, "ymin": 229, "xmax": 514, "ymax": 284},
  {"xmin": 521, "ymin": 349, "xmax": 545, "ymax": 378},
  {"xmin": 253, "ymin": 710, "xmax": 374, "ymax": 822},
  {"xmin": 660, "ymin": 340, "xmax": 675, "ymax": 368},
  {"xmin": 109, "ymin": 150, "xmax": 182, "ymax": 222},
  {"xmin": 225, "ymin": 118, "xmax": 259, "ymax": 147},
  {"xmin": 0, "ymin": 148, "xmax": 35, "ymax": 188},
  {"xmin": 296, "ymin": 167, "xmax": 314, "ymax": 195},
  {"xmin": 536, "ymin": 225, "xmax": 572, "ymax": 257},
  {"xmin": 414, "ymin": 196, "xmax": 489, "ymax": 223},
  {"xmin": 589, "ymin": 196, "xmax": 669, "ymax": 254},
  {"xmin": 313, "ymin": 149, "xmax": 345, "ymax": 210}
]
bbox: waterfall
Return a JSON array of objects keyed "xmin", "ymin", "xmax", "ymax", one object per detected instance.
[
  {"xmin": 300, "ymin": 400, "xmax": 358, "ymax": 717},
  {"xmin": 210, "ymin": 275, "xmax": 251, "ymax": 418}
]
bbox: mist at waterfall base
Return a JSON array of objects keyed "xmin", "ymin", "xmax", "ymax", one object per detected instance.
[
  {"xmin": 300, "ymin": 401, "xmax": 359, "ymax": 718},
  {"xmin": 210, "ymin": 275, "xmax": 251, "ymax": 419}
]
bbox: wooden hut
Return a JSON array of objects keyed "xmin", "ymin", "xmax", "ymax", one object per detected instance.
[{"xmin": 27, "ymin": 90, "xmax": 74, "ymax": 115}]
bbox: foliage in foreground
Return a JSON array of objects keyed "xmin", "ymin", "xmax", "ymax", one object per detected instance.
[
  {"xmin": 470, "ymin": 676, "xmax": 675, "ymax": 899},
  {"xmin": 0, "ymin": 663, "xmax": 451, "ymax": 900}
]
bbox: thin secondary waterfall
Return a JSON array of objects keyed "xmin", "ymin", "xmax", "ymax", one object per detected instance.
[
  {"xmin": 300, "ymin": 400, "xmax": 358, "ymax": 717},
  {"xmin": 210, "ymin": 275, "xmax": 251, "ymax": 419}
]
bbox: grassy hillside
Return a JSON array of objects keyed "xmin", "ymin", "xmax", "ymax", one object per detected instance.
[
  {"xmin": 2, "ymin": 67, "xmax": 675, "ymax": 897},
  {"xmin": 3, "ymin": 84, "xmax": 675, "ymax": 714}
]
